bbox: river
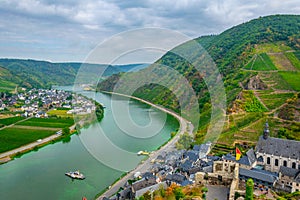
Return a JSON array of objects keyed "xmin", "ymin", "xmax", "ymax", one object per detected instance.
[{"xmin": 0, "ymin": 90, "xmax": 179, "ymax": 200}]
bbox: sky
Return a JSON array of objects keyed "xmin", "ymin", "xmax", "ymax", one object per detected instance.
[{"xmin": 0, "ymin": 0, "xmax": 300, "ymax": 63}]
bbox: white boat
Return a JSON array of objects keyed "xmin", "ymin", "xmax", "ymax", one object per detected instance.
[
  {"xmin": 65, "ymin": 170, "xmax": 85, "ymax": 180},
  {"xmin": 137, "ymin": 151, "xmax": 150, "ymax": 156}
]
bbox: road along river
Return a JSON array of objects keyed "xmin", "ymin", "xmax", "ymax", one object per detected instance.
[{"xmin": 0, "ymin": 90, "xmax": 179, "ymax": 200}]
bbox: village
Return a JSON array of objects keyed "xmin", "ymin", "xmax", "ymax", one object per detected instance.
[
  {"xmin": 0, "ymin": 88, "xmax": 96, "ymax": 118},
  {"xmin": 106, "ymin": 123, "xmax": 300, "ymax": 200}
]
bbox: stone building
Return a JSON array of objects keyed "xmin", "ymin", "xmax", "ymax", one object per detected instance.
[
  {"xmin": 277, "ymin": 166, "xmax": 300, "ymax": 193},
  {"xmin": 255, "ymin": 122, "xmax": 300, "ymax": 173}
]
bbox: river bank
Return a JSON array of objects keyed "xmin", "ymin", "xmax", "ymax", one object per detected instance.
[
  {"xmin": 0, "ymin": 96, "xmax": 104, "ymax": 165},
  {"xmin": 96, "ymin": 91, "xmax": 194, "ymax": 200}
]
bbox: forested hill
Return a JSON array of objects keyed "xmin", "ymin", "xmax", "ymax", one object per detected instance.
[
  {"xmin": 98, "ymin": 15, "xmax": 300, "ymax": 151},
  {"xmin": 0, "ymin": 59, "xmax": 148, "ymax": 90}
]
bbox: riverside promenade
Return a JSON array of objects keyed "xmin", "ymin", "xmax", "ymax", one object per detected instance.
[{"xmin": 97, "ymin": 92, "xmax": 194, "ymax": 200}]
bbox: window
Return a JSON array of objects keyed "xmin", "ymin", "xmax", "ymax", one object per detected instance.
[
  {"xmin": 292, "ymin": 162, "xmax": 296, "ymax": 169},
  {"xmin": 283, "ymin": 160, "xmax": 287, "ymax": 167},
  {"xmin": 275, "ymin": 159, "xmax": 279, "ymax": 166},
  {"xmin": 267, "ymin": 157, "xmax": 270, "ymax": 164}
]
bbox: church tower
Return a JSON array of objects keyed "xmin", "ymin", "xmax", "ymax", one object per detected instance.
[{"xmin": 263, "ymin": 122, "xmax": 269, "ymax": 139}]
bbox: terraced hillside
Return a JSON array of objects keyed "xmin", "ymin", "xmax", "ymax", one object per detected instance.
[
  {"xmin": 98, "ymin": 15, "xmax": 300, "ymax": 155},
  {"xmin": 211, "ymin": 42, "xmax": 300, "ymax": 155}
]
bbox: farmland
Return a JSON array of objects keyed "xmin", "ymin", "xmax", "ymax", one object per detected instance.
[
  {"xmin": 285, "ymin": 52, "xmax": 300, "ymax": 70},
  {"xmin": 0, "ymin": 116, "xmax": 25, "ymax": 126},
  {"xmin": 47, "ymin": 109, "xmax": 72, "ymax": 118},
  {"xmin": 17, "ymin": 117, "xmax": 74, "ymax": 128},
  {"xmin": 244, "ymin": 53, "xmax": 277, "ymax": 71},
  {"xmin": 279, "ymin": 71, "xmax": 300, "ymax": 91},
  {"xmin": 0, "ymin": 127, "xmax": 55, "ymax": 153},
  {"xmin": 256, "ymin": 91, "xmax": 295, "ymax": 110}
]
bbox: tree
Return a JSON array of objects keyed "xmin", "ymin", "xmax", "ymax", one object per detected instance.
[
  {"xmin": 173, "ymin": 187, "xmax": 185, "ymax": 200},
  {"xmin": 245, "ymin": 178, "xmax": 254, "ymax": 200},
  {"xmin": 62, "ymin": 127, "xmax": 70, "ymax": 136},
  {"xmin": 176, "ymin": 132, "xmax": 194, "ymax": 149}
]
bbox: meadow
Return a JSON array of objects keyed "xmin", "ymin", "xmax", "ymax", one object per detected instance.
[
  {"xmin": 279, "ymin": 71, "xmax": 300, "ymax": 91},
  {"xmin": 244, "ymin": 53, "xmax": 277, "ymax": 71},
  {"xmin": 285, "ymin": 52, "xmax": 300, "ymax": 70},
  {"xmin": 17, "ymin": 117, "xmax": 74, "ymax": 128},
  {"xmin": 0, "ymin": 116, "xmax": 25, "ymax": 126},
  {"xmin": 47, "ymin": 109, "xmax": 72, "ymax": 118},
  {"xmin": 257, "ymin": 92, "xmax": 294, "ymax": 110},
  {"xmin": 0, "ymin": 127, "xmax": 55, "ymax": 153}
]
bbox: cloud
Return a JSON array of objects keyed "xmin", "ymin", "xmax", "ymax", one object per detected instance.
[{"xmin": 0, "ymin": 0, "xmax": 299, "ymax": 62}]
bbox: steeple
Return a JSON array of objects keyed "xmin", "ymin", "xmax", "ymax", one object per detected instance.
[{"xmin": 263, "ymin": 121, "xmax": 269, "ymax": 139}]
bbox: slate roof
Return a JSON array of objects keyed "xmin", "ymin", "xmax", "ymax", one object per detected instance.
[
  {"xmin": 180, "ymin": 160, "xmax": 193, "ymax": 172},
  {"xmin": 237, "ymin": 149, "xmax": 257, "ymax": 166},
  {"xmin": 223, "ymin": 153, "xmax": 235, "ymax": 161},
  {"xmin": 239, "ymin": 168, "xmax": 278, "ymax": 184},
  {"xmin": 184, "ymin": 150, "xmax": 199, "ymax": 162},
  {"xmin": 256, "ymin": 136, "xmax": 300, "ymax": 160},
  {"xmin": 165, "ymin": 173, "xmax": 186, "ymax": 184},
  {"xmin": 279, "ymin": 166, "xmax": 300, "ymax": 178},
  {"xmin": 193, "ymin": 145, "xmax": 201, "ymax": 151}
]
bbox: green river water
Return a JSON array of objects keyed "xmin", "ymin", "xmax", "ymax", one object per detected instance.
[{"xmin": 0, "ymin": 90, "xmax": 178, "ymax": 200}]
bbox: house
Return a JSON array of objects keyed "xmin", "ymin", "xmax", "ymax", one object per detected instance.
[
  {"xmin": 198, "ymin": 142, "xmax": 212, "ymax": 159},
  {"xmin": 277, "ymin": 166, "xmax": 300, "ymax": 193},
  {"xmin": 239, "ymin": 168, "xmax": 278, "ymax": 188},
  {"xmin": 255, "ymin": 122, "xmax": 300, "ymax": 173},
  {"xmin": 132, "ymin": 176, "xmax": 157, "ymax": 191},
  {"xmin": 165, "ymin": 173, "xmax": 187, "ymax": 185}
]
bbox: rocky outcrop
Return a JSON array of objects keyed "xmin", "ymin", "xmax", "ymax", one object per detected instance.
[{"xmin": 245, "ymin": 75, "xmax": 267, "ymax": 90}]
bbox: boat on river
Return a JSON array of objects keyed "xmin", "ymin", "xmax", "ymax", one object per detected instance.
[
  {"xmin": 65, "ymin": 170, "xmax": 85, "ymax": 180},
  {"xmin": 137, "ymin": 151, "xmax": 150, "ymax": 156}
]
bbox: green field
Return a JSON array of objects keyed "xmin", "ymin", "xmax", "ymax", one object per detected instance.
[
  {"xmin": 285, "ymin": 52, "xmax": 300, "ymax": 70},
  {"xmin": 0, "ymin": 80, "xmax": 16, "ymax": 92},
  {"xmin": 0, "ymin": 116, "xmax": 25, "ymax": 126},
  {"xmin": 245, "ymin": 53, "xmax": 277, "ymax": 71},
  {"xmin": 255, "ymin": 42, "xmax": 292, "ymax": 53},
  {"xmin": 243, "ymin": 90, "xmax": 268, "ymax": 112},
  {"xmin": 257, "ymin": 92, "xmax": 295, "ymax": 110},
  {"xmin": 294, "ymin": 51, "xmax": 300, "ymax": 60},
  {"xmin": 279, "ymin": 71, "xmax": 300, "ymax": 91},
  {"xmin": 259, "ymin": 72, "xmax": 293, "ymax": 90},
  {"xmin": 17, "ymin": 117, "xmax": 74, "ymax": 128},
  {"xmin": 0, "ymin": 128, "xmax": 55, "ymax": 153},
  {"xmin": 47, "ymin": 109, "xmax": 72, "ymax": 118}
]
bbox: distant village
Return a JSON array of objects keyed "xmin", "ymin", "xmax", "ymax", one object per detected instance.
[
  {"xmin": 109, "ymin": 123, "xmax": 300, "ymax": 200},
  {"xmin": 0, "ymin": 88, "xmax": 96, "ymax": 118}
]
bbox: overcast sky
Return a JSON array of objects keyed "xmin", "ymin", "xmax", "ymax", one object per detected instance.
[{"xmin": 0, "ymin": 0, "xmax": 299, "ymax": 63}]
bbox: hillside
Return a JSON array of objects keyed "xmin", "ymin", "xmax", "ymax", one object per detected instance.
[
  {"xmin": 0, "ymin": 59, "xmax": 148, "ymax": 91},
  {"xmin": 98, "ymin": 15, "xmax": 300, "ymax": 154}
]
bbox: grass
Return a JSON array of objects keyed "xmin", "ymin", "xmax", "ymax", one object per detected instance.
[
  {"xmin": 0, "ymin": 116, "xmax": 25, "ymax": 126},
  {"xmin": 0, "ymin": 127, "xmax": 55, "ymax": 153},
  {"xmin": 294, "ymin": 51, "xmax": 300, "ymax": 60},
  {"xmin": 17, "ymin": 117, "xmax": 74, "ymax": 128},
  {"xmin": 268, "ymin": 53, "xmax": 296, "ymax": 71},
  {"xmin": 244, "ymin": 53, "xmax": 277, "ymax": 71},
  {"xmin": 257, "ymin": 92, "xmax": 295, "ymax": 110},
  {"xmin": 279, "ymin": 71, "xmax": 300, "ymax": 91},
  {"xmin": 47, "ymin": 109, "xmax": 72, "ymax": 118},
  {"xmin": 0, "ymin": 80, "xmax": 16, "ymax": 92},
  {"xmin": 255, "ymin": 42, "xmax": 292, "ymax": 53},
  {"xmin": 259, "ymin": 72, "xmax": 293, "ymax": 90},
  {"xmin": 285, "ymin": 52, "xmax": 300, "ymax": 70},
  {"xmin": 242, "ymin": 90, "xmax": 268, "ymax": 112}
]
